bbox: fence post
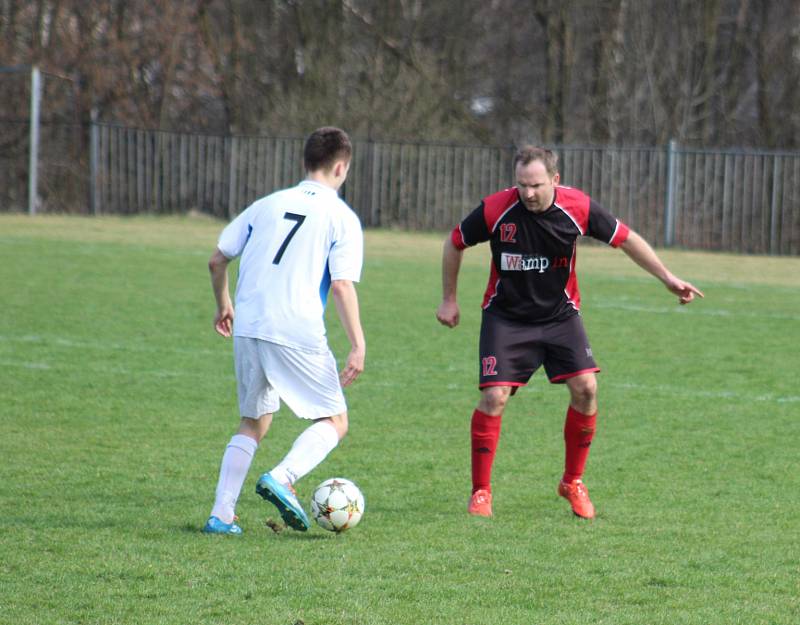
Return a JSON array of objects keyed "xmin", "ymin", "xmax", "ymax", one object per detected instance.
[
  {"xmin": 369, "ymin": 141, "xmax": 380, "ymax": 227},
  {"xmin": 664, "ymin": 139, "xmax": 678, "ymax": 247},
  {"xmin": 89, "ymin": 109, "xmax": 99, "ymax": 215},
  {"xmin": 227, "ymin": 135, "xmax": 238, "ymax": 220},
  {"xmin": 770, "ymin": 155, "xmax": 780, "ymax": 255},
  {"xmin": 28, "ymin": 65, "xmax": 41, "ymax": 215}
]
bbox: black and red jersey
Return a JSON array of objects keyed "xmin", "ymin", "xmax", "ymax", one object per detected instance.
[{"xmin": 451, "ymin": 185, "xmax": 630, "ymax": 323}]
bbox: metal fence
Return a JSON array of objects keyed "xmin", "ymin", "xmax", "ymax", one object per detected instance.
[
  {"xmin": 89, "ymin": 124, "xmax": 514, "ymax": 231},
  {"xmin": 5, "ymin": 119, "xmax": 800, "ymax": 255},
  {"xmin": 0, "ymin": 120, "xmax": 87, "ymax": 214},
  {"xmin": 0, "ymin": 120, "xmax": 29, "ymax": 213}
]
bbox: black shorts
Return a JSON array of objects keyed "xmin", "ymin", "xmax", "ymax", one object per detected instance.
[{"xmin": 478, "ymin": 310, "xmax": 599, "ymax": 389}]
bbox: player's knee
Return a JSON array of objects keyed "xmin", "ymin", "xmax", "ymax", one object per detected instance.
[
  {"xmin": 238, "ymin": 414, "xmax": 272, "ymax": 442},
  {"xmin": 569, "ymin": 376, "xmax": 597, "ymax": 406},
  {"xmin": 479, "ymin": 387, "xmax": 510, "ymax": 415},
  {"xmin": 327, "ymin": 413, "xmax": 348, "ymax": 440}
]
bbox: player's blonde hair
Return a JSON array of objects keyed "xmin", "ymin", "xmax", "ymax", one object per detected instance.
[{"xmin": 513, "ymin": 146, "xmax": 559, "ymax": 176}]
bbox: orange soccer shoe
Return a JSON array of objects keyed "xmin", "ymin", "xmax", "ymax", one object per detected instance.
[
  {"xmin": 558, "ymin": 479, "xmax": 595, "ymax": 519},
  {"xmin": 468, "ymin": 489, "xmax": 493, "ymax": 517}
]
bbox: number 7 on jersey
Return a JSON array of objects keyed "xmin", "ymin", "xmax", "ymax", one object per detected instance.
[{"xmin": 273, "ymin": 212, "xmax": 306, "ymax": 264}]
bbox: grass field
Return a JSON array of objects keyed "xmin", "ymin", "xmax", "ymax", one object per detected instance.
[{"xmin": 1, "ymin": 214, "xmax": 799, "ymax": 625}]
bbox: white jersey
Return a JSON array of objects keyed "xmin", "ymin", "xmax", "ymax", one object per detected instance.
[{"xmin": 217, "ymin": 180, "xmax": 363, "ymax": 352}]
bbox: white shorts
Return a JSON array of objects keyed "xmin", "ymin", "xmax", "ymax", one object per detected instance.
[{"xmin": 233, "ymin": 336, "xmax": 347, "ymax": 420}]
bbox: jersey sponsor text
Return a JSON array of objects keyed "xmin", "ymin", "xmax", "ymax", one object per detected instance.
[{"xmin": 500, "ymin": 252, "xmax": 550, "ymax": 273}]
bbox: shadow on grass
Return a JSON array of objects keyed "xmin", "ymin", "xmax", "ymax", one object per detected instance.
[{"xmin": 179, "ymin": 521, "xmax": 334, "ymax": 540}]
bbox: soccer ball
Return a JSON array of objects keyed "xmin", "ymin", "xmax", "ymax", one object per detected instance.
[{"xmin": 310, "ymin": 478, "xmax": 365, "ymax": 532}]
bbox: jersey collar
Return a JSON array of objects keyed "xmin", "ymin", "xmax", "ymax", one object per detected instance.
[{"xmin": 299, "ymin": 179, "xmax": 339, "ymax": 197}]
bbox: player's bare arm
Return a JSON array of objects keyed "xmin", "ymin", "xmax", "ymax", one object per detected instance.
[
  {"xmin": 331, "ymin": 279, "xmax": 366, "ymax": 387},
  {"xmin": 208, "ymin": 248, "xmax": 234, "ymax": 337},
  {"xmin": 620, "ymin": 230, "xmax": 705, "ymax": 305},
  {"xmin": 436, "ymin": 237, "xmax": 464, "ymax": 328}
]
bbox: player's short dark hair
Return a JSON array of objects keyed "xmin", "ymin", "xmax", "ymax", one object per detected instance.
[
  {"xmin": 303, "ymin": 127, "xmax": 352, "ymax": 172},
  {"xmin": 513, "ymin": 146, "xmax": 559, "ymax": 176}
]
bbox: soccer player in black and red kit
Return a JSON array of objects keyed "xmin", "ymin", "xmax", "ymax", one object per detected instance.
[{"xmin": 436, "ymin": 146, "xmax": 704, "ymax": 519}]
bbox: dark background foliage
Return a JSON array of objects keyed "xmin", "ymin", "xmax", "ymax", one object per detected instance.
[{"xmin": 3, "ymin": 0, "xmax": 798, "ymax": 147}]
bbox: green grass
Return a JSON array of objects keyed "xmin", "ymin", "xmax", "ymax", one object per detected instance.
[{"xmin": 1, "ymin": 214, "xmax": 799, "ymax": 625}]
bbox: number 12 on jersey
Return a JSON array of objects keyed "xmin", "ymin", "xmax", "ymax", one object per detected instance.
[{"xmin": 273, "ymin": 212, "xmax": 306, "ymax": 264}]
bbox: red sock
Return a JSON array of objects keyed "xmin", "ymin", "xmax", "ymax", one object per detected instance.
[
  {"xmin": 471, "ymin": 409, "xmax": 502, "ymax": 493},
  {"xmin": 562, "ymin": 406, "xmax": 597, "ymax": 483}
]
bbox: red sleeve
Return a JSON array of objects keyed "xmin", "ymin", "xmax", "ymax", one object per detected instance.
[
  {"xmin": 451, "ymin": 225, "xmax": 467, "ymax": 250},
  {"xmin": 609, "ymin": 221, "xmax": 630, "ymax": 248}
]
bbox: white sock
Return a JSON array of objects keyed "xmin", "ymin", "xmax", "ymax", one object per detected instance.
[
  {"xmin": 210, "ymin": 434, "xmax": 258, "ymax": 524},
  {"xmin": 270, "ymin": 421, "xmax": 339, "ymax": 485}
]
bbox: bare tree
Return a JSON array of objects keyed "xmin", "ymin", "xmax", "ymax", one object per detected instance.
[{"xmin": 2, "ymin": 0, "xmax": 800, "ymax": 148}]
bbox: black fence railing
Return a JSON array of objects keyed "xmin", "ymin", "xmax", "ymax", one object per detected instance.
[{"xmin": 4, "ymin": 120, "xmax": 800, "ymax": 255}]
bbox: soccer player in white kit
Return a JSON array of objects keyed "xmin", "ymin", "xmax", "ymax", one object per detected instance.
[{"xmin": 203, "ymin": 127, "xmax": 365, "ymax": 534}]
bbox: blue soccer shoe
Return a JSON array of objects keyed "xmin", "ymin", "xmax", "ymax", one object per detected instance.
[
  {"xmin": 202, "ymin": 515, "xmax": 243, "ymax": 535},
  {"xmin": 255, "ymin": 473, "xmax": 310, "ymax": 531}
]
